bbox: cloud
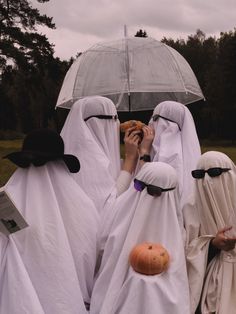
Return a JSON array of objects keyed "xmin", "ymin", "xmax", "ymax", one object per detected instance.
[{"xmin": 33, "ymin": 0, "xmax": 236, "ymax": 60}]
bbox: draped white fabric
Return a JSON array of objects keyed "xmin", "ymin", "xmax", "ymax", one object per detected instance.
[
  {"xmin": 90, "ymin": 162, "xmax": 190, "ymax": 314},
  {"xmin": 0, "ymin": 236, "xmax": 45, "ymax": 314},
  {"xmin": 2, "ymin": 161, "xmax": 99, "ymax": 313},
  {"xmin": 61, "ymin": 96, "xmax": 121, "ymax": 214},
  {"xmin": 183, "ymin": 151, "xmax": 236, "ymax": 314},
  {"xmin": 149, "ymin": 101, "xmax": 201, "ymax": 208}
]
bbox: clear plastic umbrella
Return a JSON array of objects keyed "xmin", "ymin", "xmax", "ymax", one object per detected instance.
[{"xmin": 56, "ymin": 37, "xmax": 204, "ymax": 111}]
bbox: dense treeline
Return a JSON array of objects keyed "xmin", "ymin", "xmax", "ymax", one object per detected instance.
[
  {"xmin": 1, "ymin": 1, "xmax": 236, "ymax": 140},
  {"xmin": 0, "ymin": 56, "xmax": 71, "ymax": 133},
  {"xmin": 162, "ymin": 29, "xmax": 236, "ymax": 142},
  {"xmin": 0, "ymin": 0, "xmax": 70, "ymax": 135}
]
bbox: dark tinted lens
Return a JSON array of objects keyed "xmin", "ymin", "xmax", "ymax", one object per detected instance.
[
  {"xmin": 152, "ymin": 114, "xmax": 159, "ymax": 121},
  {"xmin": 207, "ymin": 167, "xmax": 229, "ymax": 177},
  {"xmin": 207, "ymin": 167, "xmax": 230, "ymax": 177},
  {"xmin": 146, "ymin": 185, "xmax": 162, "ymax": 196},
  {"xmin": 191, "ymin": 169, "xmax": 205, "ymax": 179},
  {"xmin": 207, "ymin": 168, "xmax": 222, "ymax": 177},
  {"xmin": 134, "ymin": 179, "xmax": 146, "ymax": 192}
]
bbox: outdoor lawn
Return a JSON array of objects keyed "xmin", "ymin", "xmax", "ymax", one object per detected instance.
[
  {"xmin": 0, "ymin": 140, "xmax": 21, "ymax": 187},
  {"xmin": 1, "ymin": 139, "xmax": 236, "ymax": 187}
]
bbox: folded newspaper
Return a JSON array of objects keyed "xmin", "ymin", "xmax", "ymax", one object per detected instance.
[{"xmin": 0, "ymin": 190, "xmax": 28, "ymax": 235}]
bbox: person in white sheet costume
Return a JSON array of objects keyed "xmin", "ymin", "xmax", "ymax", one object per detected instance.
[
  {"xmin": 61, "ymin": 96, "xmax": 141, "ymax": 214},
  {"xmin": 149, "ymin": 101, "xmax": 201, "ymax": 229},
  {"xmin": 0, "ymin": 236, "xmax": 46, "ymax": 314},
  {"xmin": 2, "ymin": 129, "xmax": 100, "ymax": 313},
  {"xmin": 184, "ymin": 151, "xmax": 236, "ymax": 314},
  {"xmin": 61, "ymin": 96, "xmax": 154, "ymax": 257},
  {"xmin": 90, "ymin": 162, "xmax": 190, "ymax": 314}
]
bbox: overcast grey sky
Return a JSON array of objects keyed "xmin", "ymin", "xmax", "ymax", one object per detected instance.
[{"xmin": 33, "ymin": 0, "xmax": 236, "ymax": 60}]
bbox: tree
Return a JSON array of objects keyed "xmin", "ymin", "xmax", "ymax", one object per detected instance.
[
  {"xmin": 0, "ymin": 0, "xmax": 55, "ymax": 70},
  {"xmin": 161, "ymin": 31, "xmax": 218, "ymax": 139},
  {"xmin": 135, "ymin": 29, "xmax": 148, "ymax": 38},
  {"xmin": 0, "ymin": 0, "xmax": 66, "ymax": 134},
  {"xmin": 0, "ymin": 56, "xmax": 71, "ymax": 132}
]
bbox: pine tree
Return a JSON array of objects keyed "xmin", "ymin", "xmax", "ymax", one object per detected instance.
[
  {"xmin": 134, "ymin": 29, "xmax": 148, "ymax": 38},
  {"xmin": 0, "ymin": 0, "xmax": 55, "ymax": 70}
]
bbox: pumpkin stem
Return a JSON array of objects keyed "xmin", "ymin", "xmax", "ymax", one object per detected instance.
[{"xmin": 148, "ymin": 245, "xmax": 152, "ymax": 250}]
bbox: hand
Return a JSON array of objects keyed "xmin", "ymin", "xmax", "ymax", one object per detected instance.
[
  {"xmin": 122, "ymin": 127, "xmax": 140, "ymax": 173},
  {"xmin": 124, "ymin": 127, "xmax": 140, "ymax": 159},
  {"xmin": 211, "ymin": 226, "xmax": 236, "ymax": 251},
  {"xmin": 139, "ymin": 125, "xmax": 155, "ymax": 156}
]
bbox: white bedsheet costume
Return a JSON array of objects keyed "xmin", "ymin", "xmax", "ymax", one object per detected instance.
[
  {"xmin": 1, "ymin": 160, "xmax": 99, "ymax": 313},
  {"xmin": 90, "ymin": 162, "xmax": 190, "ymax": 314},
  {"xmin": 149, "ymin": 101, "xmax": 201, "ymax": 213},
  {"xmin": 184, "ymin": 151, "xmax": 236, "ymax": 314},
  {"xmin": 61, "ymin": 96, "xmax": 122, "ymax": 214}
]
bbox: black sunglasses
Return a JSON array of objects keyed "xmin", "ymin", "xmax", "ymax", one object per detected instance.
[
  {"xmin": 152, "ymin": 114, "xmax": 181, "ymax": 131},
  {"xmin": 191, "ymin": 167, "xmax": 231, "ymax": 179},
  {"xmin": 134, "ymin": 178, "xmax": 175, "ymax": 197},
  {"xmin": 84, "ymin": 114, "xmax": 118, "ymax": 122}
]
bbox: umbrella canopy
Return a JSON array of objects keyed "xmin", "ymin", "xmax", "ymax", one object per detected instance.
[{"xmin": 56, "ymin": 37, "xmax": 204, "ymax": 112}]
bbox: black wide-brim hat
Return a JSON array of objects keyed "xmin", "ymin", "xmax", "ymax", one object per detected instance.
[{"xmin": 4, "ymin": 129, "xmax": 80, "ymax": 173}]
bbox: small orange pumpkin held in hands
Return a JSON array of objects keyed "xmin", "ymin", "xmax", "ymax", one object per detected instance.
[
  {"xmin": 129, "ymin": 242, "xmax": 170, "ymax": 275},
  {"xmin": 120, "ymin": 120, "xmax": 145, "ymax": 133}
]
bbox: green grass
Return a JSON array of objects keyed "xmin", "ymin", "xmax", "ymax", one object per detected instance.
[
  {"xmin": 121, "ymin": 144, "xmax": 236, "ymax": 163},
  {"xmin": 0, "ymin": 140, "xmax": 22, "ymax": 187},
  {"xmin": 1, "ymin": 140, "xmax": 236, "ymax": 187},
  {"xmin": 201, "ymin": 146, "xmax": 236, "ymax": 163}
]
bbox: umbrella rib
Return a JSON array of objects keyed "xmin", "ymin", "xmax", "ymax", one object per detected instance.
[
  {"xmin": 163, "ymin": 44, "xmax": 188, "ymax": 95},
  {"xmin": 72, "ymin": 54, "xmax": 84, "ymax": 98}
]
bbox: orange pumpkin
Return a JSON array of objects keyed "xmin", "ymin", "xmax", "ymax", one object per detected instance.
[
  {"xmin": 129, "ymin": 242, "xmax": 170, "ymax": 275},
  {"xmin": 120, "ymin": 120, "xmax": 145, "ymax": 133}
]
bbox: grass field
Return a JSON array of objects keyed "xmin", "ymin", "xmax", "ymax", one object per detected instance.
[
  {"xmin": 0, "ymin": 140, "xmax": 21, "ymax": 187},
  {"xmin": 1, "ymin": 140, "xmax": 236, "ymax": 187}
]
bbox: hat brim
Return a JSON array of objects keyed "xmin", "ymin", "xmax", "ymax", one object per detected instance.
[
  {"xmin": 4, "ymin": 151, "xmax": 80, "ymax": 173},
  {"xmin": 4, "ymin": 152, "xmax": 33, "ymax": 168},
  {"xmin": 63, "ymin": 155, "xmax": 80, "ymax": 173}
]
